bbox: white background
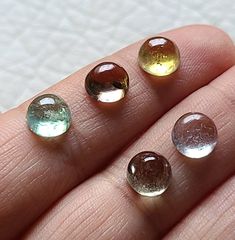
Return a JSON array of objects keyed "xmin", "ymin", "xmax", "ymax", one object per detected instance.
[{"xmin": 0, "ymin": 0, "xmax": 234, "ymax": 112}]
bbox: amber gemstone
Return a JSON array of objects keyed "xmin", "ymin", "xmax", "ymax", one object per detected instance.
[
  {"xmin": 138, "ymin": 36, "xmax": 180, "ymax": 76},
  {"xmin": 172, "ymin": 112, "xmax": 218, "ymax": 158},
  {"xmin": 85, "ymin": 62, "xmax": 129, "ymax": 103},
  {"xmin": 127, "ymin": 151, "xmax": 172, "ymax": 197}
]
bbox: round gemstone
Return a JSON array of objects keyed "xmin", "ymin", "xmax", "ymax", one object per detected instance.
[
  {"xmin": 138, "ymin": 36, "xmax": 180, "ymax": 76},
  {"xmin": 172, "ymin": 112, "xmax": 218, "ymax": 158},
  {"xmin": 85, "ymin": 62, "xmax": 129, "ymax": 103},
  {"xmin": 26, "ymin": 94, "xmax": 71, "ymax": 138},
  {"xmin": 127, "ymin": 151, "xmax": 172, "ymax": 197}
]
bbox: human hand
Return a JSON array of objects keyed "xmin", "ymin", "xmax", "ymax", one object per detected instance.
[{"xmin": 0, "ymin": 25, "xmax": 235, "ymax": 240}]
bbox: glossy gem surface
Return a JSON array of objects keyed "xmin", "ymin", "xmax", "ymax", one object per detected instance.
[
  {"xmin": 127, "ymin": 151, "xmax": 172, "ymax": 197},
  {"xmin": 138, "ymin": 36, "xmax": 180, "ymax": 76},
  {"xmin": 85, "ymin": 62, "xmax": 129, "ymax": 103},
  {"xmin": 27, "ymin": 94, "xmax": 71, "ymax": 137},
  {"xmin": 172, "ymin": 112, "xmax": 218, "ymax": 158}
]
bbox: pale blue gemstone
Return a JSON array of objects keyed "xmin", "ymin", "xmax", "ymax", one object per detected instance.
[{"xmin": 27, "ymin": 94, "xmax": 71, "ymax": 137}]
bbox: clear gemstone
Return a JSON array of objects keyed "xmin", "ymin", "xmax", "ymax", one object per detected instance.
[{"xmin": 172, "ymin": 112, "xmax": 218, "ymax": 158}]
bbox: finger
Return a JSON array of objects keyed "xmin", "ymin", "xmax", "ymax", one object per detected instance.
[
  {"xmin": 0, "ymin": 25, "xmax": 235, "ymax": 239},
  {"xmin": 24, "ymin": 66, "xmax": 235, "ymax": 240},
  {"xmin": 164, "ymin": 176, "xmax": 235, "ymax": 240}
]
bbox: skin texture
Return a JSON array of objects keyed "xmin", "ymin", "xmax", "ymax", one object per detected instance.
[{"xmin": 0, "ymin": 25, "xmax": 235, "ymax": 240}]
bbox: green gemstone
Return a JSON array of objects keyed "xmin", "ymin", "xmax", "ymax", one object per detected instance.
[{"xmin": 26, "ymin": 94, "xmax": 71, "ymax": 137}]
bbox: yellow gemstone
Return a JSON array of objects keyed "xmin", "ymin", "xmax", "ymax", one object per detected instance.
[{"xmin": 138, "ymin": 36, "xmax": 180, "ymax": 76}]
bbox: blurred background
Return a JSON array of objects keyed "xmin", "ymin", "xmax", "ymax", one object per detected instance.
[{"xmin": 0, "ymin": 0, "xmax": 234, "ymax": 112}]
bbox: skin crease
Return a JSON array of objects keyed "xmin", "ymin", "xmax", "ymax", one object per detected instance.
[
  {"xmin": 163, "ymin": 177, "xmax": 235, "ymax": 240},
  {"xmin": 0, "ymin": 25, "xmax": 234, "ymax": 239}
]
